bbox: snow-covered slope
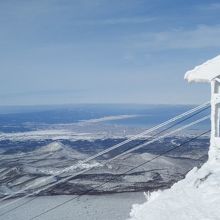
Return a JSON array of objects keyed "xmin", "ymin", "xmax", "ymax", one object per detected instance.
[
  {"xmin": 129, "ymin": 160, "xmax": 220, "ymax": 220},
  {"xmin": 35, "ymin": 141, "xmax": 87, "ymax": 160}
]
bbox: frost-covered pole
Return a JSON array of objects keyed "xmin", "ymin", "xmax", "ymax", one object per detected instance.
[
  {"xmin": 210, "ymin": 78, "xmax": 220, "ymax": 160},
  {"xmin": 210, "ymin": 80, "xmax": 216, "ymax": 160},
  {"xmin": 185, "ymin": 55, "xmax": 220, "ymax": 161}
]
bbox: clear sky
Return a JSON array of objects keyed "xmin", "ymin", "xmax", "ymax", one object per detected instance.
[{"xmin": 1, "ymin": 0, "xmax": 220, "ymax": 105}]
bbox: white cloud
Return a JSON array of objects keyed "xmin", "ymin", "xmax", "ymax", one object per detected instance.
[
  {"xmin": 198, "ymin": 3, "xmax": 220, "ymax": 11},
  {"xmin": 132, "ymin": 25, "xmax": 220, "ymax": 50},
  {"xmin": 72, "ymin": 17, "xmax": 155, "ymax": 26}
]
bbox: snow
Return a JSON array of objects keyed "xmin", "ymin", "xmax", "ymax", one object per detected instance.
[
  {"xmin": 0, "ymin": 130, "xmax": 104, "ymax": 141},
  {"xmin": 129, "ymin": 160, "xmax": 220, "ymax": 220},
  {"xmin": 37, "ymin": 142, "xmax": 66, "ymax": 152},
  {"xmin": 185, "ymin": 55, "xmax": 220, "ymax": 83},
  {"xmin": 35, "ymin": 141, "xmax": 86, "ymax": 159},
  {"xmin": 78, "ymin": 115, "xmax": 139, "ymax": 125},
  {"xmin": 1, "ymin": 193, "xmax": 145, "ymax": 220}
]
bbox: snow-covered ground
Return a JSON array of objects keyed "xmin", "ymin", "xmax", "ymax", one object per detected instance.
[
  {"xmin": 1, "ymin": 192, "xmax": 145, "ymax": 220},
  {"xmin": 78, "ymin": 115, "xmax": 139, "ymax": 125},
  {"xmin": 129, "ymin": 160, "xmax": 220, "ymax": 220},
  {"xmin": 0, "ymin": 129, "xmax": 105, "ymax": 141}
]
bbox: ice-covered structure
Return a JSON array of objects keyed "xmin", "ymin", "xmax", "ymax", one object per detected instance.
[
  {"xmin": 129, "ymin": 55, "xmax": 220, "ymax": 220},
  {"xmin": 185, "ymin": 55, "xmax": 220, "ymax": 160}
]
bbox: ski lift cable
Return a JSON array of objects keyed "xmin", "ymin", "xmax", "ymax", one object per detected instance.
[
  {"xmin": 0, "ymin": 109, "xmax": 210, "ymax": 212},
  {"xmin": 115, "ymin": 105, "xmax": 210, "ymax": 160},
  {"xmin": 0, "ymin": 101, "xmax": 210, "ymax": 205},
  {"xmin": 0, "ymin": 115, "xmax": 210, "ymax": 217},
  {"xmin": 28, "ymin": 129, "xmax": 211, "ymax": 220}
]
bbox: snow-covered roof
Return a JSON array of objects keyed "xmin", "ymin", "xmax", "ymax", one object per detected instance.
[{"xmin": 185, "ymin": 55, "xmax": 220, "ymax": 83}]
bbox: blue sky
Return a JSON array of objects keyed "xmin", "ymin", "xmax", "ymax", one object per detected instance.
[{"xmin": 1, "ymin": 0, "xmax": 220, "ymax": 105}]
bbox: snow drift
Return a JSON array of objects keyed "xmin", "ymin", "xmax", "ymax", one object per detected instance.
[
  {"xmin": 129, "ymin": 55, "xmax": 220, "ymax": 220},
  {"xmin": 185, "ymin": 55, "xmax": 220, "ymax": 83},
  {"xmin": 129, "ymin": 160, "xmax": 220, "ymax": 220}
]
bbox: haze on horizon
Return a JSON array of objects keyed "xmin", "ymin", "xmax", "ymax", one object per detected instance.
[{"xmin": 1, "ymin": 0, "xmax": 220, "ymax": 106}]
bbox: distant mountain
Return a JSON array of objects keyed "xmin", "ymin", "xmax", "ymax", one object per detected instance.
[{"xmin": 0, "ymin": 136, "xmax": 208, "ymax": 198}]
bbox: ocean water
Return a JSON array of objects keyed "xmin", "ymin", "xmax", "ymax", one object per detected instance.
[{"xmin": 0, "ymin": 104, "xmax": 210, "ymax": 133}]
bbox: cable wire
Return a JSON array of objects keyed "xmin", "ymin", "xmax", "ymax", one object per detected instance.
[
  {"xmin": 116, "ymin": 105, "xmax": 210, "ymax": 159},
  {"xmin": 0, "ymin": 101, "xmax": 210, "ymax": 205},
  {"xmin": 0, "ymin": 115, "xmax": 210, "ymax": 217},
  {"xmin": 0, "ymin": 111, "xmax": 210, "ymax": 213},
  {"xmin": 28, "ymin": 129, "xmax": 210, "ymax": 220},
  {"xmin": 0, "ymin": 114, "xmax": 210, "ymax": 212}
]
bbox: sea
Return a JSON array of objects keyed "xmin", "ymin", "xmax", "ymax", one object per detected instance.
[{"xmin": 0, "ymin": 104, "xmax": 210, "ymax": 133}]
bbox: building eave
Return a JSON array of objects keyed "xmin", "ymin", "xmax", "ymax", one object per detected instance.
[{"xmin": 184, "ymin": 55, "xmax": 220, "ymax": 83}]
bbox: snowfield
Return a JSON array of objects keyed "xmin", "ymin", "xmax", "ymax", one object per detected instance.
[
  {"xmin": 78, "ymin": 115, "xmax": 139, "ymax": 125},
  {"xmin": 1, "ymin": 193, "xmax": 145, "ymax": 220},
  {"xmin": 129, "ymin": 160, "xmax": 220, "ymax": 220}
]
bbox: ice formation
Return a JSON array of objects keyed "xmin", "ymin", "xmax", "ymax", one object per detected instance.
[
  {"xmin": 129, "ymin": 160, "xmax": 220, "ymax": 220},
  {"xmin": 185, "ymin": 55, "xmax": 220, "ymax": 83}
]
